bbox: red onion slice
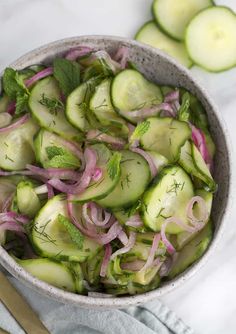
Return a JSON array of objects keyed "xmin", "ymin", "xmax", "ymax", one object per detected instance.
[
  {"xmin": 164, "ymin": 90, "xmax": 179, "ymax": 103},
  {"xmin": 113, "ymin": 46, "xmax": 129, "ymax": 69},
  {"xmin": 124, "ymin": 103, "xmax": 174, "ymax": 120},
  {"xmin": 25, "ymin": 67, "xmax": 53, "ymax": 87},
  {"xmin": 186, "ymin": 196, "xmax": 209, "ymax": 230},
  {"xmin": 65, "ymin": 46, "xmax": 94, "ymax": 60},
  {"xmin": 26, "ymin": 165, "xmax": 80, "ymax": 180},
  {"xmin": 46, "ymin": 183, "xmax": 54, "ymax": 199},
  {"xmin": 0, "ymin": 114, "xmax": 30, "ymax": 133},
  {"xmin": 130, "ymin": 148, "xmax": 157, "ymax": 178},
  {"xmin": 190, "ymin": 124, "xmax": 212, "ymax": 169},
  {"xmin": 92, "ymin": 168, "xmax": 103, "ymax": 182},
  {"xmin": 118, "ymin": 230, "xmax": 129, "ymax": 245},
  {"xmin": 110, "ymin": 232, "xmax": 136, "ymax": 260},
  {"xmin": 161, "ymin": 219, "xmax": 176, "ymax": 255},
  {"xmin": 2, "ymin": 193, "xmax": 14, "ymax": 212},
  {"xmin": 86, "ymin": 130, "xmax": 125, "ymax": 149},
  {"xmin": 100, "ymin": 243, "xmax": 112, "ymax": 277},
  {"xmin": 125, "ymin": 214, "xmax": 143, "ymax": 228},
  {"xmin": 0, "ymin": 221, "xmax": 25, "ymax": 234},
  {"xmin": 7, "ymin": 101, "xmax": 16, "ymax": 115},
  {"xmin": 90, "ymin": 203, "xmax": 111, "ymax": 227},
  {"xmin": 140, "ymin": 233, "xmax": 161, "ymax": 271}
]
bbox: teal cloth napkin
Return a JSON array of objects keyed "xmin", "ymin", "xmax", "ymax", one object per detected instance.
[{"xmin": 0, "ymin": 274, "xmax": 194, "ymax": 334}]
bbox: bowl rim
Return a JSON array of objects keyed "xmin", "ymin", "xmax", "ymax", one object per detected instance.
[{"xmin": 0, "ymin": 34, "xmax": 233, "ymax": 308}]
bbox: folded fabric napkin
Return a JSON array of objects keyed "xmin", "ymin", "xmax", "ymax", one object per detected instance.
[{"xmin": 0, "ymin": 271, "xmax": 194, "ymax": 334}]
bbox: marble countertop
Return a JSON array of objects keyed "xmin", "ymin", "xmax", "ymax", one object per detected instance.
[{"xmin": 1, "ymin": 0, "xmax": 236, "ymax": 333}]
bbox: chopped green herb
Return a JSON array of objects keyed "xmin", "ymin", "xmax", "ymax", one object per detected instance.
[
  {"xmin": 58, "ymin": 214, "xmax": 84, "ymax": 249},
  {"xmin": 107, "ymin": 152, "xmax": 122, "ymax": 180},
  {"xmin": 15, "ymin": 92, "xmax": 29, "ymax": 115},
  {"xmin": 178, "ymin": 92, "xmax": 191, "ymax": 122},
  {"xmin": 39, "ymin": 93, "xmax": 64, "ymax": 115},
  {"xmin": 130, "ymin": 120, "xmax": 150, "ymax": 143}
]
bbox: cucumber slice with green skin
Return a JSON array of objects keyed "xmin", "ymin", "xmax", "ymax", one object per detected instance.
[
  {"xmin": 0, "ymin": 117, "xmax": 39, "ymax": 171},
  {"xmin": 29, "ymin": 77, "xmax": 79, "ymax": 140},
  {"xmin": 179, "ymin": 141, "xmax": 216, "ymax": 191},
  {"xmin": 152, "ymin": 0, "xmax": 213, "ymax": 41},
  {"xmin": 147, "ymin": 151, "xmax": 168, "ymax": 172},
  {"xmin": 140, "ymin": 117, "xmax": 191, "ymax": 162},
  {"xmin": 17, "ymin": 258, "xmax": 76, "ymax": 292},
  {"xmin": 186, "ymin": 6, "xmax": 236, "ymax": 72},
  {"xmin": 70, "ymin": 144, "xmax": 120, "ymax": 202},
  {"xmin": 97, "ymin": 150, "xmax": 151, "ymax": 210},
  {"xmin": 34, "ymin": 129, "xmax": 81, "ymax": 169},
  {"xmin": 0, "ymin": 95, "xmax": 10, "ymax": 113},
  {"xmin": 168, "ymin": 221, "xmax": 213, "ymax": 279},
  {"xmin": 66, "ymin": 262, "xmax": 85, "ymax": 293},
  {"xmin": 16, "ymin": 181, "xmax": 41, "ymax": 218},
  {"xmin": 66, "ymin": 76, "xmax": 102, "ymax": 132},
  {"xmin": 111, "ymin": 69, "xmax": 163, "ymax": 124},
  {"xmin": 82, "ymin": 249, "xmax": 104, "ymax": 286},
  {"xmin": 31, "ymin": 195, "xmax": 101, "ymax": 262},
  {"xmin": 141, "ymin": 165, "xmax": 194, "ymax": 234},
  {"xmin": 175, "ymin": 189, "xmax": 213, "ymax": 250},
  {"xmin": 135, "ymin": 21, "xmax": 192, "ymax": 68},
  {"xmin": 204, "ymin": 131, "xmax": 215, "ymax": 159},
  {"xmin": 113, "ymin": 210, "xmax": 146, "ymax": 233},
  {"xmin": 90, "ymin": 78, "xmax": 129, "ymax": 137}
]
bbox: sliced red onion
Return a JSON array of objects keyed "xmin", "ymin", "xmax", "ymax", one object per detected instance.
[
  {"xmin": 190, "ymin": 124, "xmax": 212, "ymax": 169},
  {"xmin": 164, "ymin": 90, "xmax": 179, "ymax": 103},
  {"xmin": 7, "ymin": 101, "xmax": 16, "ymax": 115},
  {"xmin": 130, "ymin": 147, "xmax": 157, "ymax": 178},
  {"xmin": 92, "ymin": 168, "xmax": 103, "ymax": 182},
  {"xmin": 0, "ymin": 114, "xmax": 30, "ymax": 133},
  {"xmin": 90, "ymin": 203, "xmax": 111, "ymax": 227},
  {"xmin": 100, "ymin": 243, "xmax": 112, "ymax": 277},
  {"xmin": 0, "ymin": 113, "xmax": 12, "ymax": 128},
  {"xmin": 25, "ymin": 67, "xmax": 53, "ymax": 87},
  {"xmin": 186, "ymin": 196, "xmax": 209, "ymax": 230},
  {"xmin": 140, "ymin": 233, "xmax": 161, "ymax": 272},
  {"xmin": 86, "ymin": 130, "xmax": 125, "ymax": 149},
  {"xmin": 110, "ymin": 232, "xmax": 136, "ymax": 260},
  {"xmin": 46, "ymin": 183, "xmax": 54, "ymax": 199},
  {"xmin": 48, "ymin": 148, "xmax": 97, "ymax": 194},
  {"xmin": 125, "ymin": 214, "xmax": 143, "ymax": 228},
  {"xmin": 118, "ymin": 230, "xmax": 129, "ymax": 245},
  {"xmin": 158, "ymin": 255, "xmax": 178, "ymax": 277},
  {"xmin": 0, "ymin": 212, "xmax": 29, "ymax": 224},
  {"xmin": 0, "ymin": 170, "xmax": 33, "ymax": 177},
  {"xmin": 120, "ymin": 259, "xmax": 146, "ymax": 272},
  {"xmin": 113, "ymin": 46, "xmax": 129, "ymax": 69},
  {"xmin": 0, "ymin": 221, "xmax": 25, "ymax": 234},
  {"xmin": 27, "ymin": 164, "xmax": 81, "ymax": 181},
  {"xmin": 2, "ymin": 193, "xmax": 14, "ymax": 212},
  {"xmin": 124, "ymin": 103, "xmax": 174, "ymax": 120},
  {"xmin": 161, "ymin": 219, "xmax": 176, "ymax": 255},
  {"xmin": 65, "ymin": 46, "xmax": 94, "ymax": 61}
]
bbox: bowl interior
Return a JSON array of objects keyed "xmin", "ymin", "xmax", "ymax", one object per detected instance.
[{"xmin": 0, "ymin": 36, "xmax": 231, "ymax": 309}]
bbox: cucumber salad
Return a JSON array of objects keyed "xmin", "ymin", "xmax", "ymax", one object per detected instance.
[{"xmin": 0, "ymin": 46, "xmax": 216, "ymax": 296}]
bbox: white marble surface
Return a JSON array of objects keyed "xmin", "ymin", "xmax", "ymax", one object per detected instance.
[{"xmin": 0, "ymin": 0, "xmax": 236, "ymax": 333}]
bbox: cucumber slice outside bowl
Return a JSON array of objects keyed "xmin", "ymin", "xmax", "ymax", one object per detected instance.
[
  {"xmin": 152, "ymin": 0, "xmax": 213, "ymax": 41},
  {"xmin": 135, "ymin": 21, "xmax": 193, "ymax": 68},
  {"xmin": 185, "ymin": 6, "xmax": 236, "ymax": 72}
]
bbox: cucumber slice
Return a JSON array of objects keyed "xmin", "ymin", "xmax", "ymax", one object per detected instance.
[
  {"xmin": 111, "ymin": 69, "xmax": 162, "ymax": 124},
  {"xmin": 0, "ymin": 95, "xmax": 10, "ymax": 113},
  {"xmin": 82, "ymin": 249, "xmax": 104, "ymax": 286},
  {"xmin": 186, "ymin": 6, "xmax": 236, "ymax": 72},
  {"xmin": 152, "ymin": 0, "xmax": 213, "ymax": 41},
  {"xmin": 66, "ymin": 76, "xmax": 101, "ymax": 131},
  {"xmin": 17, "ymin": 258, "xmax": 76, "ymax": 292},
  {"xmin": 141, "ymin": 165, "xmax": 194, "ymax": 234},
  {"xmin": 70, "ymin": 144, "xmax": 120, "ymax": 202},
  {"xmin": 0, "ymin": 113, "xmax": 12, "ymax": 128},
  {"xmin": 135, "ymin": 21, "xmax": 192, "ymax": 68},
  {"xmin": 32, "ymin": 195, "xmax": 101, "ymax": 262},
  {"xmin": 97, "ymin": 150, "xmax": 151, "ymax": 210},
  {"xmin": 29, "ymin": 77, "xmax": 79, "ymax": 140},
  {"xmin": 140, "ymin": 117, "xmax": 191, "ymax": 162},
  {"xmin": 0, "ymin": 117, "xmax": 39, "ymax": 171},
  {"xmin": 179, "ymin": 141, "xmax": 216, "ymax": 191},
  {"xmin": 168, "ymin": 221, "xmax": 213, "ymax": 279},
  {"xmin": 16, "ymin": 181, "xmax": 41, "ymax": 218},
  {"xmin": 34, "ymin": 129, "xmax": 81, "ymax": 169},
  {"xmin": 66, "ymin": 262, "xmax": 85, "ymax": 293},
  {"xmin": 176, "ymin": 189, "xmax": 213, "ymax": 250},
  {"xmin": 146, "ymin": 151, "xmax": 168, "ymax": 172},
  {"xmin": 90, "ymin": 78, "xmax": 129, "ymax": 137},
  {"xmin": 204, "ymin": 131, "xmax": 216, "ymax": 159}
]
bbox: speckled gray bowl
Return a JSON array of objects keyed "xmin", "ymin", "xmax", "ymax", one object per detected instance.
[{"xmin": 0, "ymin": 36, "xmax": 232, "ymax": 309}]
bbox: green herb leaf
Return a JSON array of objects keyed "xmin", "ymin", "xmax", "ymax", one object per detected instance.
[
  {"xmin": 189, "ymin": 95, "xmax": 208, "ymax": 131},
  {"xmin": 45, "ymin": 145, "xmax": 80, "ymax": 168},
  {"xmin": 15, "ymin": 93, "xmax": 29, "ymax": 115},
  {"xmin": 178, "ymin": 92, "xmax": 190, "ymax": 122},
  {"xmin": 58, "ymin": 214, "xmax": 84, "ymax": 249},
  {"xmin": 53, "ymin": 58, "xmax": 81, "ymax": 97},
  {"xmin": 130, "ymin": 120, "xmax": 150, "ymax": 143},
  {"xmin": 2, "ymin": 68, "xmax": 26, "ymax": 100},
  {"xmin": 107, "ymin": 152, "xmax": 122, "ymax": 180},
  {"xmin": 39, "ymin": 93, "xmax": 64, "ymax": 115}
]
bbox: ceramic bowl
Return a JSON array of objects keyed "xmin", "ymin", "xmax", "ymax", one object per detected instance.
[{"xmin": 0, "ymin": 36, "xmax": 232, "ymax": 309}]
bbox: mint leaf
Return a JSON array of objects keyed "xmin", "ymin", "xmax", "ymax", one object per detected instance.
[
  {"xmin": 130, "ymin": 120, "xmax": 150, "ymax": 143},
  {"xmin": 53, "ymin": 58, "xmax": 81, "ymax": 97},
  {"xmin": 46, "ymin": 146, "xmax": 64, "ymax": 159},
  {"xmin": 178, "ymin": 92, "xmax": 190, "ymax": 122},
  {"xmin": 3, "ymin": 68, "xmax": 26, "ymax": 100},
  {"xmin": 107, "ymin": 152, "xmax": 121, "ymax": 180},
  {"xmin": 45, "ymin": 145, "xmax": 80, "ymax": 168},
  {"xmin": 15, "ymin": 93, "xmax": 28, "ymax": 115},
  {"xmin": 58, "ymin": 214, "xmax": 84, "ymax": 249}
]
